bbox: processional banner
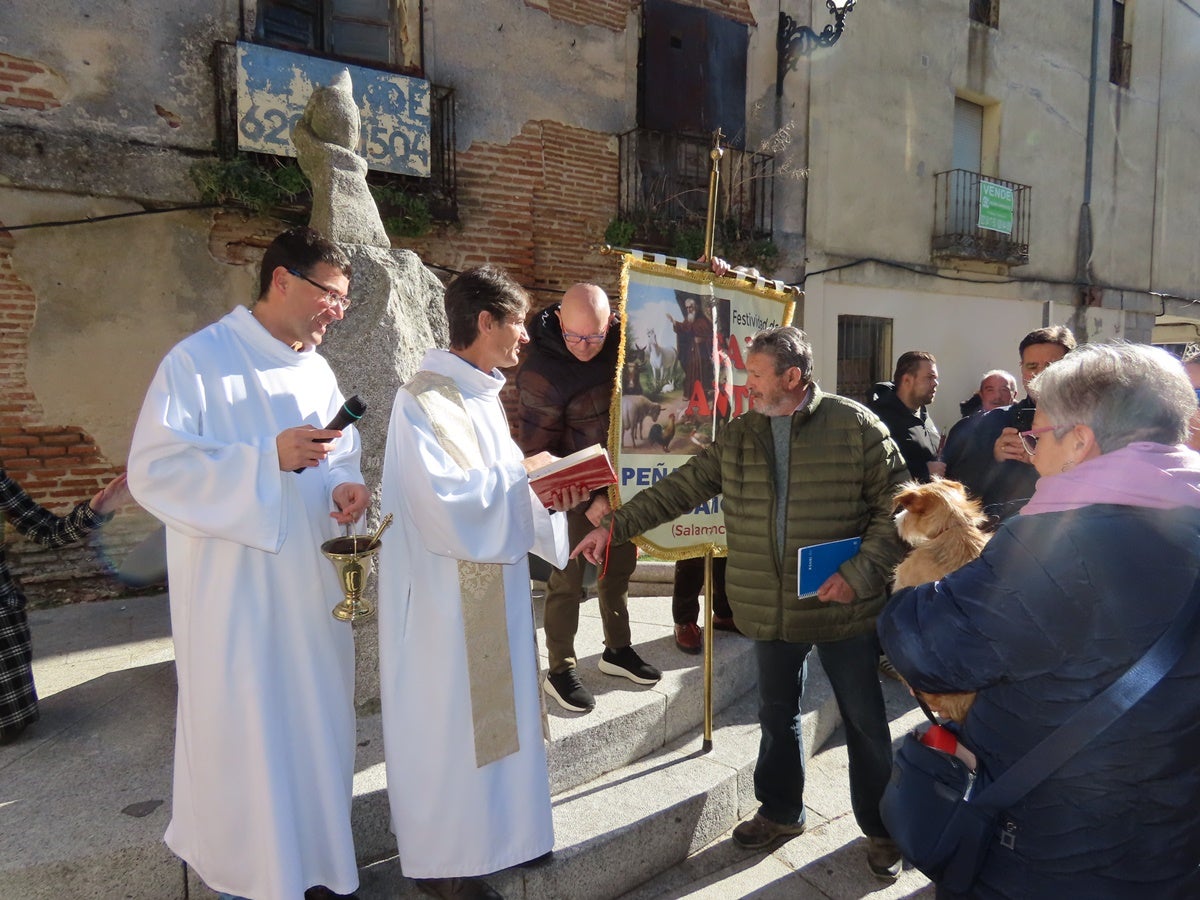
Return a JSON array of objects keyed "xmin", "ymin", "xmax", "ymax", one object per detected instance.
[{"xmin": 609, "ymin": 252, "xmax": 796, "ymax": 559}]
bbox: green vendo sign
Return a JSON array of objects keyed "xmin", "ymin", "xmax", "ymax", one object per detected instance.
[{"xmin": 978, "ymin": 180, "xmax": 1015, "ymax": 234}]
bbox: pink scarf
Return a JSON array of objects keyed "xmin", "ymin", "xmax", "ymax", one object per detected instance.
[{"xmin": 1020, "ymin": 442, "xmax": 1200, "ymax": 515}]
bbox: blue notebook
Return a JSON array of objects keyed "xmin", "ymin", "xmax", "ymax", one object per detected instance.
[{"xmin": 797, "ymin": 537, "xmax": 862, "ymax": 598}]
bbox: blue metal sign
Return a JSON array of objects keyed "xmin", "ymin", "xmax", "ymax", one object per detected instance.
[{"xmin": 235, "ymin": 41, "xmax": 431, "ymax": 178}]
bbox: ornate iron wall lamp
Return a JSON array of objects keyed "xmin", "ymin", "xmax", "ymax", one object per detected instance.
[{"xmin": 777, "ymin": 0, "xmax": 857, "ymax": 96}]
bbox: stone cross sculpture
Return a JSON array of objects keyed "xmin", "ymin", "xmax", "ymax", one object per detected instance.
[
  {"xmin": 292, "ymin": 68, "xmax": 390, "ymax": 248},
  {"xmin": 292, "ymin": 70, "xmax": 449, "ymax": 712}
]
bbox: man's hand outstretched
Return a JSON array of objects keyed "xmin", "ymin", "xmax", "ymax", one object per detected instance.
[{"xmin": 571, "ymin": 525, "xmax": 610, "ymax": 566}]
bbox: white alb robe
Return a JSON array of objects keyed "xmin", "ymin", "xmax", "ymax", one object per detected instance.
[
  {"xmin": 378, "ymin": 349, "xmax": 568, "ymax": 878},
  {"xmin": 127, "ymin": 306, "xmax": 362, "ymax": 900}
]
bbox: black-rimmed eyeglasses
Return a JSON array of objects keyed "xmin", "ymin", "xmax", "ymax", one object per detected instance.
[
  {"xmin": 287, "ymin": 268, "xmax": 351, "ymax": 310},
  {"xmin": 562, "ymin": 329, "xmax": 608, "ymax": 346}
]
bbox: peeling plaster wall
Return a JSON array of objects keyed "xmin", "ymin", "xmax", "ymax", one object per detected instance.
[
  {"xmin": 423, "ymin": 0, "xmax": 638, "ymax": 149},
  {"xmin": 0, "ymin": 0, "xmax": 236, "ymax": 149},
  {"xmin": 5, "ymin": 193, "xmax": 252, "ymax": 465}
]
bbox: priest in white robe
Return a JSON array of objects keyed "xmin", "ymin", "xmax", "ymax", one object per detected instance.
[
  {"xmin": 128, "ymin": 227, "xmax": 369, "ymax": 900},
  {"xmin": 378, "ymin": 265, "xmax": 577, "ymax": 900}
]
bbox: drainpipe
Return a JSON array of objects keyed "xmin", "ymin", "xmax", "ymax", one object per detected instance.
[{"xmin": 1075, "ymin": 0, "xmax": 1102, "ymax": 287}]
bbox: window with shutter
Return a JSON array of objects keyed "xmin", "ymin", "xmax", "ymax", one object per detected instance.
[{"xmin": 257, "ymin": 0, "xmax": 415, "ymax": 70}]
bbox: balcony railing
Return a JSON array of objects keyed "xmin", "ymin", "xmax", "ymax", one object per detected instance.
[
  {"xmin": 1110, "ymin": 38, "xmax": 1132, "ymax": 88},
  {"xmin": 617, "ymin": 128, "xmax": 774, "ymax": 252},
  {"xmin": 932, "ymin": 169, "xmax": 1030, "ymax": 267}
]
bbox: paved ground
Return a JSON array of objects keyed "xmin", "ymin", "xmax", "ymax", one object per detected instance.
[{"xmin": 8, "ymin": 589, "xmax": 934, "ymax": 899}]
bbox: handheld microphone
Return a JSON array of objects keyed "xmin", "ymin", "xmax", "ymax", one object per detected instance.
[{"xmin": 293, "ymin": 395, "xmax": 366, "ymax": 473}]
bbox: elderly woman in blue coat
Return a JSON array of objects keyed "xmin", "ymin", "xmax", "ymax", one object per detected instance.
[{"xmin": 879, "ymin": 342, "xmax": 1200, "ymax": 899}]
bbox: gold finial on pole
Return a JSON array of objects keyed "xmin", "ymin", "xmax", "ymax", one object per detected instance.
[{"xmin": 702, "ymin": 129, "xmax": 725, "ymax": 262}]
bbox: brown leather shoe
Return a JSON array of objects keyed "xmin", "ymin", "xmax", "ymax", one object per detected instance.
[
  {"xmin": 866, "ymin": 836, "xmax": 902, "ymax": 881},
  {"xmin": 712, "ymin": 615, "xmax": 741, "ymax": 634},
  {"xmin": 674, "ymin": 622, "xmax": 702, "ymax": 654},
  {"xmin": 414, "ymin": 877, "xmax": 503, "ymax": 899},
  {"xmin": 731, "ymin": 811, "xmax": 806, "ymax": 849}
]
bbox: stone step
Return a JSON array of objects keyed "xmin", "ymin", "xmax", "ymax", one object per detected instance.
[
  {"xmin": 355, "ymin": 659, "xmax": 841, "ymax": 899},
  {"xmin": 614, "ymin": 686, "xmax": 935, "ymax": 900},
  {"xmin": 328, "ymin": 592, "xmax": 765, "ymax": 875},
  {"xmin": 1, "ymin": 586, "xmax": 765, "ymax": 899}
]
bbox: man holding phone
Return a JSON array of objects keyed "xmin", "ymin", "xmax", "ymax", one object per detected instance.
[{"xmin": 945, "ymin": 325, "xmax": 1076, "ymax": 522}]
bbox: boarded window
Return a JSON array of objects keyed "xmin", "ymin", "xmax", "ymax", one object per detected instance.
[{"xmin": 640, "ymin": 0, "xmax": 748, "ymax": 146}]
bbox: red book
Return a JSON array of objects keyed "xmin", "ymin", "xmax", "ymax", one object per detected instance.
[{"xmin": 528, "ymin": 444, "xmax": 617, "ymax": 508}]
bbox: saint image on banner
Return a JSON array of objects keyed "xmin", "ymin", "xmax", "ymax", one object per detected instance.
[{"xmin": 609, "ymin": 254, "xmax": 795, "ymax": 558}]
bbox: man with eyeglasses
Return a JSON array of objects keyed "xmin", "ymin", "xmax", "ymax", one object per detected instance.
[
  {"xmin": 517, "ymin": 283, "xmax": 661, "ymax": 713},
  {"xmin": 128, "ymin": 226, "xmax": 369, "ymax": 900},
  {"xmin": 945, "ymin": 325, "xmax": 1076, "ymax": 523}
]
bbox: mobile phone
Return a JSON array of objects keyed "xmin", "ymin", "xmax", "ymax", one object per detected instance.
[{"xmin": 1013, "ymin": 406, "xmax": 1036, "ymax": 433}]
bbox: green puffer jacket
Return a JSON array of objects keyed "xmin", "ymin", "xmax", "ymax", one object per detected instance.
[{"xmin": 612, "ymin": 385, "xmax": 908, "ymax": 643}]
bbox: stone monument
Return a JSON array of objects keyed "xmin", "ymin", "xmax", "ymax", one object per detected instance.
[{"xmin": 292, "ymin": 70, "xmax": 449, "ymax": 712}]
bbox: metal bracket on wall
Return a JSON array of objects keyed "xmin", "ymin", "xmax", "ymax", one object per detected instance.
[{"xmin": 776, "ymin": 1, "xmax": 857, "ymax": 96}]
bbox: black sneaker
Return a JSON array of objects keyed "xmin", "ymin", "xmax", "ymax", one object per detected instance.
[
  {"xmin": 543, "ymin": 667, "xmax": 595, "ymax": 713},
  {"xmin": 598, "ymin": 646, "xmax": 662, "ymax": 685}
]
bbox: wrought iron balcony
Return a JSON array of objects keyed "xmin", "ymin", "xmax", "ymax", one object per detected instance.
[
  {"xmin": 616, "ymin": 128, "xmax": 774, "ymax": 253},
  {"xmin": 932, "ymin": 169, "xmax": 1030, "ymax": 267}
]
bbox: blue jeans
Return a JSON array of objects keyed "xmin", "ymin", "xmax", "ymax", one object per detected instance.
[{"xmin": 752, "ymin": 632, "xmax": 893, "ymax": 837}]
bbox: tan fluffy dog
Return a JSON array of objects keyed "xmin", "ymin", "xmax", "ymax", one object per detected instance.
[{"xmin": 891, "ymin": 478, "xmax": 990, "ymax": 723}]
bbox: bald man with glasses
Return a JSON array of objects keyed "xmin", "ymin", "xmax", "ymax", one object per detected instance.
[{"xmin": 516, "ymin": 283, "xmax": 661, "ymax": 714}]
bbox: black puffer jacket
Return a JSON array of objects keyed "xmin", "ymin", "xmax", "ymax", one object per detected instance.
[
  {"xmin": 866, "ymin": 381, "xmax": 940, "ymax": 482},
  {"xmin": 879, "ymin": 504, "xmax": 1200, "ymax": 898},
  {"xmin": 515, "ymin": 304, "xmax": 620, "ymax": 458}
]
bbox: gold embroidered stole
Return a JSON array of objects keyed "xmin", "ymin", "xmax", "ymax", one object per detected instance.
[{"xmin": 403, "ymin": 370, "xmax": 519, "ymax": 767}]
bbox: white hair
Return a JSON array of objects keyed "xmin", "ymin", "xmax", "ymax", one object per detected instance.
[{"xmin": 1030, "ymin": 342, "xmax": 1194, "ymax": 452}]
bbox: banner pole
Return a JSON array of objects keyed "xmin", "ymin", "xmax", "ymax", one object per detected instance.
[
  {"xmin": 702, "ymin": 129, "xmax": 725, "ymax": 261},
  {"xmin": 702, "ymin": 547, "xmax": 715, "ymax": 752}
]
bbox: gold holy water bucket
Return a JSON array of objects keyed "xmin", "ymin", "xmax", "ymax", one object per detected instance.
[{"xmin": 321, "ymin": 513, "xmax": 393, "ymax": 622}]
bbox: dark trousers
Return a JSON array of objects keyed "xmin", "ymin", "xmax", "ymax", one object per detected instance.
[
  {"xmin": 752, "ymin": 633, "xmax": 893, "ymax": 837},
  {"xmin": 543, "ymin": 508, "xmax": 637, "ymax": 674},
  {"xmin": 671, "ymin": 556, "xmax": 732, "ymax": 624}
]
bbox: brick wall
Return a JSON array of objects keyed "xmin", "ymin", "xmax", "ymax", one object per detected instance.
[
  {"xmin": 408, "ymin": 119, "xmax": 622, "ymax": 307},
  {"xmin": 0, "ymin": 224, "xmax": 131, "ymax": 606},
  {"xmin": 524, "ymin": 0, "xmax": 755, "ymax": 30},
  {"xmin": 404, "ymin": 120, "xmax": 626, "ymax": 427},
  {"xmin": 0, "ymin": 52, "xmax": 66, "ymax": 112}
]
